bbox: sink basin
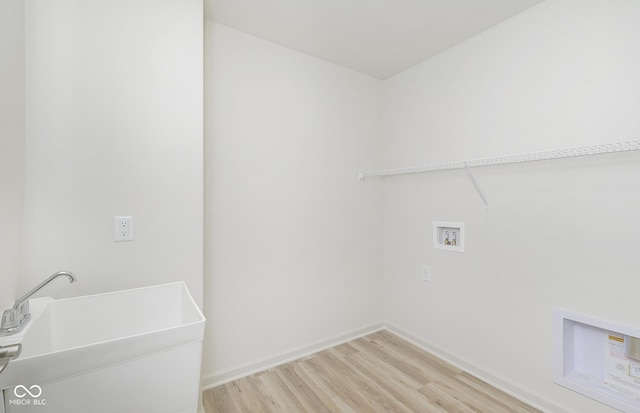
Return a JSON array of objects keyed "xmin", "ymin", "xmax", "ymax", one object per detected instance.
[{"xmin": 0, "ymin": 282, "xmax": 205, "ymax": 413}]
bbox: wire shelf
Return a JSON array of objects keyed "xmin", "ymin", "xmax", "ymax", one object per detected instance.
[{"xmin": 359, "ymin": 140, "xmax": 640, "ymax": 180}]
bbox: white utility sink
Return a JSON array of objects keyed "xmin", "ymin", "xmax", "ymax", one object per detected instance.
[{"xmin": 0, "ymin": 282, "xmax": 205, "ymax": 413}]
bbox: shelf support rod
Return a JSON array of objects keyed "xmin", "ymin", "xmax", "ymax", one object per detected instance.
[{"xmin": 465, "ymin": 165, "xmax": 489, "ymax": 209}]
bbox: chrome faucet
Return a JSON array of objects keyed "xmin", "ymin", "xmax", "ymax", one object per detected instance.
[
  {"xmin": 0, "ymin": 343, "xmax": 21, "ymax": 374},
  {"xmin": 0, "ymin": 271, "xmax": 77, "ymax": 336}
]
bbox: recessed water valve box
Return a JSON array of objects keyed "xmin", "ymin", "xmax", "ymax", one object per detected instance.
[{"xmin": 433, "ymin": 222, "xmax": 464, "ymax": 252}]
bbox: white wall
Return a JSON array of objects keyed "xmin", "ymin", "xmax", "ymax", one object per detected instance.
[
  {"xmin": 203, "ymin": 23, "xmax": 384, "ymax": 384},
  {"xmin": 22, "ymin": 0, "xmax": 203, "ymax": 306},
  {"xmin": 0, "ymin": 0, "xmax": 25, "ymax": 310},
  {"xmin": 382, "ymin": 0, "xmax": 640, "ymax": 412}
]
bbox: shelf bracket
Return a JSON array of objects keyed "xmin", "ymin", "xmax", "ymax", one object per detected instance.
[{"xmin": 465, "ymin": 165, "xmax": 489, "ymax": 209}]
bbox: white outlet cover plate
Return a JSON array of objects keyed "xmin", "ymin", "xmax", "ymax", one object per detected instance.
[
  {"xmin": 114, "ymin": 216, "xmax": 134, "ymax": 242},
  {"xmin": 421, "ymin": 265, "xmax": 431, "ymax": 282}
]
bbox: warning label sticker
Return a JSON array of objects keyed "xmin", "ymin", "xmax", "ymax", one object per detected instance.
[{"xmin": 604, "ymin": 334, "xmax": 640, "ymax": 400}]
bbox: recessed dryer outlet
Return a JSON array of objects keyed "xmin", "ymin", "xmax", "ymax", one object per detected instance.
[{"xmin": 554, "ymin": 308, "xmax": 640, "ymax": 412}]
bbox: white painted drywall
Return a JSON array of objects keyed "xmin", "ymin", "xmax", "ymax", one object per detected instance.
[
  {"xmin": 21, "ymin": 0, "xmax": 203, "ymax": 306},
  {"xmin": 382, "ymin": 0, "xmax": 640, "ymax": 412},
  {"xmin": 202, "ymin": 23, "xmax": 384, "ymax": 382},
  {"xmin": 0, "ymin": 0, "xmax": 25, "ymax": 310}
]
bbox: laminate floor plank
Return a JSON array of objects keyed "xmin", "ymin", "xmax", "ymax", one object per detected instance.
[
  {"xmin": 455, "ymin": 372, "xmax": 539, "ymax": 413},
  {"xmin": 354, "ymin": 334, "xmax": 441, "ymax": 385},
  {"xmin": 202, "ymin": 330, "xmax": 543, "ymax": 413},
  {"xmin": 221, "ymin": 381, "xmax": 252, "ymax": 413},
  {"xmin": 421, "ymin": 374, "xmax": 516, "ymax": 413},
  {"xmin": 348, "ymin": 339, "xmax": 424, "ymax": 390},
  {"xmin": 419, "ymin": 382, "xmax": 481, "ymax": 413},
  {"xmin": 343, "ymin": 351, "xmax": 447, "ymax": 413},
  {"xmin": 332, "ymin": 342, "xmax": 360, "ymax": 358},
  {"xmin": 372, "ymin": 330, "xmax": 463, "ymax": 378},
  {"xmin": 233, "ymin": 376, "xmax": 272, "ymax": 413},
  {"xmin": 321, "ymin": 348, "xmax": 411, "ymax": 413},
  {"xmin": 202, "ymin": 385, "xmax": 236, "ymax": 413},
  {"xmin": 295, "ymin": 357, "xmax": 357, "ymax": 412},
  {"xmin": 326, "ymin": 348, "xmax": 416, "ymax": 413},
  {"xmin": 301, "ymin": 354, "xmax": 380, "ymax": 412},
  {"xmin": 274, "ymin": 364, "xmax": 333, "ymax": 413},
  {"xmin": 257, "ymin": 368, "xmax": 307, "ymax": 413},
  {"xmin": 430, "ymin": 368, "xmax": 536, "ymax": 413}
]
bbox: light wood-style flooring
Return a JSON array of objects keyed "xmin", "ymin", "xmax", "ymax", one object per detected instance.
[{"xmin": 203, "ymin": 330, "xmax": 542, "ymax": 413}]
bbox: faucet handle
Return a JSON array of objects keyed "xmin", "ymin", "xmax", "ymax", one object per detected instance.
[
  {"xmin": 15, "ymin": 300, "xmax": 29, "ymax": 317},
  {"xmin": 1, "ymin": 309, "xmax": 20, "ymax": 329}
]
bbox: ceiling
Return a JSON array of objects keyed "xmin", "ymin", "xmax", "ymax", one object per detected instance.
[{"xmin": 205, "ymin": 0, "xmax": 545, "ymax": 79}]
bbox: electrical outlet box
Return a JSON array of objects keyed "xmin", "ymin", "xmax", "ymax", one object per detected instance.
[
  {"xmin": 421, "ymin": 265, "xmax": 431, "ymax": 282},
  {"xmin": 114, "ymin": 216, "xmax": 134, "ymax": 242}
]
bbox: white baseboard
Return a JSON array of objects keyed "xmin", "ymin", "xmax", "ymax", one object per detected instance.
[
  {"xmin": 384, "ymin": 323, "xmax": 573, "ymax": 413},
  {"xmin": 200, "ymin": 322, "xmax": 385, "ymax": 390}
]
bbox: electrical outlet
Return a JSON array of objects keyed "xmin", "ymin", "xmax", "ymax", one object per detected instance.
[
  {"xmin": 421, "ymin": 264, "xmax": 431, "ymax": 282},
  {"xmin": 114, "ymin": 216, "xmax": 134, "ymax": 241}
]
